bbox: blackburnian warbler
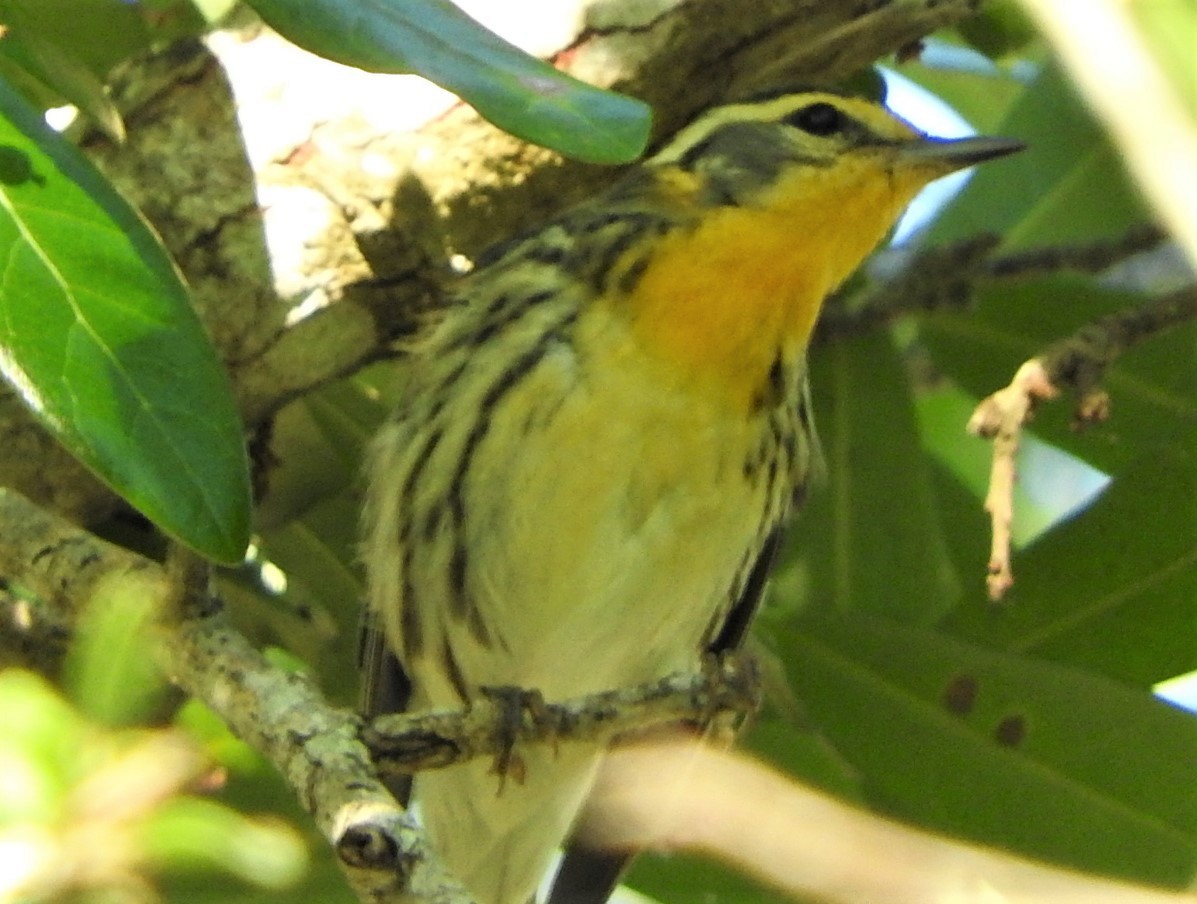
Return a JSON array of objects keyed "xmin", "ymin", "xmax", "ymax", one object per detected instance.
[{"xmin": 360, "ymin": 87, "xmax": 1021, "ymax": 904}]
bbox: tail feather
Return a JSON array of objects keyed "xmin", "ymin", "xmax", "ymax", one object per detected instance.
[{"xmin": 545, "ymin": 845, "xmax": 628, "ymax": 904}]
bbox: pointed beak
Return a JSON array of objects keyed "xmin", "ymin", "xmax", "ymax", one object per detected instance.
[{"xmin": 899, "ymin": 135, "xmax": 1025, "ymax": 174}]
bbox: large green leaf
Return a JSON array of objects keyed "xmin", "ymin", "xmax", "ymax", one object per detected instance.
[
  {"xmin": 0, "ymin": 77, "xmax": 250, "ymax": 563},
  {"xmin": 244, "ymin": 0, "xmax": 651, "ymax": 164},
  {"xmin": 0, "ymin": 29, "xmax": 124, "ymax": 140},
  {"xmin": 1133, "ymin": 0, "xmax": 1197, "ymax": 114},
  {"xmin": 788, "ymin": 614, "xmax": 1197, "ymax": 887},
  {"xmin": 0, "ymin": 0, "xmax": 144, "ymax": 74},
  {"xmin": 776, "ymin": 331, "xmax": 961, "ymax": 625},
  {"xmin": 928, "ymin": 62, "xmax": 1147, "ymax": 249},
  {"xmin": 942, "ymin": 425, "xmax": 1197, "ymax": 688}
]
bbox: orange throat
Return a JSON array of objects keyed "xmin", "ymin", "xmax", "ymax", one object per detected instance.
[{"xmin": 621, "ymin": 161, "xmax": 924, "ymax": 409}]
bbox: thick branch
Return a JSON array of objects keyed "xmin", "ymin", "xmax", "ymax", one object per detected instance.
[
  {"xmin": 0, "ymin": 488, "xmax": 465, "ymax": 903},
  {"xmin": 585, "ymin": 740, "xmax": 1197, "ymax": 904}
]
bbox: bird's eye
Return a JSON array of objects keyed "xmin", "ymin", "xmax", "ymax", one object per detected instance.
[{"xmin": 786, "ymin": 102, "xmax": 846, "ymax": 136}]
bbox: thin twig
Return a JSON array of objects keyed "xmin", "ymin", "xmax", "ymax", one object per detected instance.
[
  {"xmin": 967, "ymin": 360, "xmax": 1058, "ymax": 600},
  {"xmin": 968, "ymin": 286, "xmax": 1197, "ymax": 599},
  {"xmin": 820, "ymin": 224, "xmax": 1167, "ymax": 339},
  {"xmin": 364, "ymin": 659, "xmax": 760, "ymax": 781},
  {"xmin": 984, "ymin": 224, "xmax": 1167, "ymax": 281}
]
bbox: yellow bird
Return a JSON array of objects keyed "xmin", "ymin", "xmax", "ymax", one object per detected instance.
[{"xmin": 361, "ymin": 87, "xmax": 1021, "ymax": 904}]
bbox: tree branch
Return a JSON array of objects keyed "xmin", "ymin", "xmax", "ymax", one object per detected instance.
[
  {"xmin": 1, "ymin": 0, "xmax": 991, "ymax": 527},
  {"xmin": 0, "ymin": 488, "xmax": 466, "ymax": 903},
  {"xmin": 819, "ymin": 223, "xmax": 1169, "ymax": 339},
  {"xmin": 584, "ymin": 740, "xmax": 1197, "ymax": 904},
  {"xmin": 365, "ymin": 657, "xmax": 759, "ymax": 782},
  {"xmin": 0, "ymin": 489, "xmax": 755, "ymax": 903},
  {"xmin": 967, "ymin": 286, "xmax": 1197, "ymax": 599}
]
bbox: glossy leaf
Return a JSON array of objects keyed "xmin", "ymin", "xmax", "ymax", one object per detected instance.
[
  {"xmin": 789, "ymin": 615, "xmax": 1197, "ymax": 887},
  {"xmin": 245, "ymin": 0, "xmax": 651, "ymax": 164},
  {"xmin": 0, "ymin": 0, "xmax": 152, "ymax": 77},
  {"xmin": 0, "ymin": 77, "xmax": 250, "ymax": 563}
]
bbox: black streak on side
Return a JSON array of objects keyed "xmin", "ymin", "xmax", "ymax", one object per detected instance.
[{"xmin": 444, "ymin": 310, "xmax": 579, "ymax": 647}]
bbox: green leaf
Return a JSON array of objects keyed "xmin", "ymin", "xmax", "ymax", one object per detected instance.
[
  {"xmin": 928, "ymin": 62, "xmax": 1147, "ymax": 248},
  {"xmin": 788, "ymin": 615, "xmax": 1197, "ymax": 887},
  {"xmin": 778, "ymin": 331, "xmax": 960, "ymax": 624},
  {"xmin": 0, "ymin": 77, "xmax": 250, "ymax": 563},
  {"xmin": 0, "ymin": 28, "xmax": 124, "ymax": 140},
  {"xmin": 627, "ymin": 851, "xmax": 768, "ymax": 904},
  {"xmin": 244, "ymin": 0, "xmax": 651, "ymax": 164},
  {"xmin": 894, "ymin": 44, "xmax": 1030, "ymax": 134},
  {"xmin": 942, "ymin": 425, "xmax": 1197, "ymax": 688},
  {"xmin": 0, "ymin": 0, "xmax": 150, "ymax": 77},
  {"xmin": 954, "ymin": 0, "xmax": 1039, "ymax": 61},
  {"xmin": 1132, "ymin": 0, "xmax": 1197, "ymax": 115},
  {"xmin": 142, "ymin": 797, "xmax": 307, "ymax": 888},
  {"xmin": 0, "ymin": 670, "xmax": 86, "ymax": 821},
  {"xmin": 65, "ymin": 569, "xmax": 171, "ymax": 726}
]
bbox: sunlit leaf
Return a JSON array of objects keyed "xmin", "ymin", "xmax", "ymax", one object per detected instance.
[
  {"xmin": 244, "ymin": 0, "xmax": 651, "ymax": 164},
  {"xmin": 0, "ymin": 78, "xmax": 250, "ymax": 562},
  {"xmin": 1132, "ymin": 0, "xmax": 1197, "ymax": 115}
]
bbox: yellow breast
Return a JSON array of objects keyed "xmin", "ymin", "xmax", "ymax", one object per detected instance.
[{"xmin": 616, "ymin": 157, "xmax": 930, "ymax": 410}]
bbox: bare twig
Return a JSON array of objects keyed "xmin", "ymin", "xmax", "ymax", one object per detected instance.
[
  {"xmin": 966, "ymin": 360, "xmax": 1059, "ymax": 600},
  {"xmin": 985, "ymin": 224, "xmax": 1168, "ymax": 281},
  {"xmin": 968, "ymin": 287, "xmax": 1197, "ymax": 599}
]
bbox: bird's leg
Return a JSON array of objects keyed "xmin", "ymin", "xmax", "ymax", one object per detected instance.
[
  {"xmin": 478, "ymin": 685, "xmax": 554, "ymax": 793},
  {"xmin": 698, "ymin": 650, "xmax": 762, "ymax": 741}
]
